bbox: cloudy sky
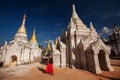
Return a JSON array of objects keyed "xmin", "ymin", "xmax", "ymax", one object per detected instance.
[{"xmin": 0, "ymin": 0, "xmax": 120, "ymax": 47}]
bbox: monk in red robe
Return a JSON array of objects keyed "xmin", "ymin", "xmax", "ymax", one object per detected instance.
[{"xmin": 45, "ymin": 58, "xmax": 54, "ymax": 75}]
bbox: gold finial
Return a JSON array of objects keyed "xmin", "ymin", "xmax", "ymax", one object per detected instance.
[
  {"xmin": 54, "ymin": 38, "xmax": 58, "ymax": 46},
  {"xmin": 22, "ymin": 13, "xmax": 26, "ymax": 25},
  {"xmin": 47, "ymin": 40, "xmax": 51, "ymax": 51},
  {"xmin": 30, "ymin": 27, "xmax": 37, "ymax": 43},
  {"xmin": 17, "ymin": 13, "xmax": 26, "ymax": 33}
]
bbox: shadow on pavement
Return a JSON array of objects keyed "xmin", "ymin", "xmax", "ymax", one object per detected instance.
[{"xmin": 37, "ymin": 67, "xmax": 47, "ymax": 74}]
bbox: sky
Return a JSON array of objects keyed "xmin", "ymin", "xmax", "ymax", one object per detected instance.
[{"xmin": 0, "ymin": 0, "xmax": 120, "ymax": 47}]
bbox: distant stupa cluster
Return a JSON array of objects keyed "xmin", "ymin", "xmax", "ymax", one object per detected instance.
[
  {"xmin": 0, "ymin": 4, "xmax": 114, "ymax": 74},
  {"xmin": 103, "ymin": 24, "xmax": 120, "ymax": 57}
]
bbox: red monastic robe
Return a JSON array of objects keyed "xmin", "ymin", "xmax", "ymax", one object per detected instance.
[{"xmin": 45, "ymin": 62, "xmax": 54, "ymax": 74}]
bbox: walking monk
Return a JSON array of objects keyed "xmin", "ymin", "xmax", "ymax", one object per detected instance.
[{"xmin": 45, "ymin": 57, "xmax": 54, "ymax": 75}]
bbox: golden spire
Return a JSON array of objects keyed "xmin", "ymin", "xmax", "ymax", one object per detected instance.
[
  {"xmin": 47, "ymin": 40, "xmax": 51, "ymax": 51},
  {"xmin": 30, "ymin": 27, "xmax": 37, "ymax": 43},
  {"xmin": 17, "ymin": 13, "xmax": 26, "ymax": 33},
  {"xmin": 54, "ymin": 38, "xmax": 58, "ymax": 46}
]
